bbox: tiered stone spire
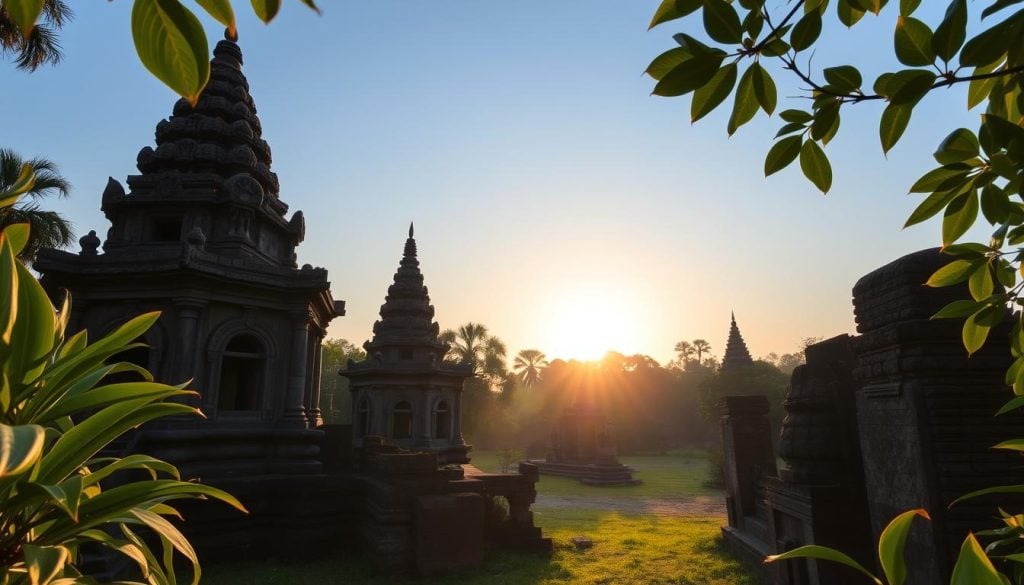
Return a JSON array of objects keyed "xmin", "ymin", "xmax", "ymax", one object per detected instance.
[
  {"xmin": 135, "ymin": 31, "xmax": 281, "ymax": 205},
  {"xmin": 721, "ymin": 312, "xmax": 754, "ymax": 372},
  {"xmin": 98, "ymin": 30, "xmax": 305, "ymax": 267},
  {"xmin": 362, "ymin": 223, "xmax": 448, "ymax": 361}
]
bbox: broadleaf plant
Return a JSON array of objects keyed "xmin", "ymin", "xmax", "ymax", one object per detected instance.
[{"xmin": 0, "ymin": 171, "xmax": 246, "ymax": 584}]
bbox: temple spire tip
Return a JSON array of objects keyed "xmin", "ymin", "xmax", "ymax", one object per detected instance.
[{"xmin": 409, "ymin": 222, "xmax": 414, "ymax": 238}]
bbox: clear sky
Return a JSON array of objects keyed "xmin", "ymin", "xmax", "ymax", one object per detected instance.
[{"xmin": 2, "ymin": 1, "xmax": 982, "ymax": 365}]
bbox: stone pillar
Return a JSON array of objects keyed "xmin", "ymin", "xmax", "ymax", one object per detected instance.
[
  {"xmin": 173, "ymin": 299, "xmax": 205, "ymax": 389},
  {"xmin": 766, "ymin": 335, "xmax": 875, "ymax": 585},
  {"xmin": 284, "ymin": 312, "xmax": 310, "ymax": 425},
  {"xmin": 417, "ymin": 389, "xmax": 433, "ymax": 448},
  {"xmin": 306, "ymin": 330, "xmax": 324, "ymax": 427},
  {"xmin": 852, "ymin": 248, "xmax": 1022, "ymax": 584},
  {"xmin": 452, "ymin": 389, "xmax": 465, "ymax": 444},
  {"xmin": 720, "ymin": 395, "xmax": 777, "ymax": 532}
]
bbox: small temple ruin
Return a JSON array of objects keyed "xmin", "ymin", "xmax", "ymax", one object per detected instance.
[
  {"xmin": 35, "ymin": 32, "xmax": 549, "ymax": 576},
  {"xmin": 532, "ymin": 401, "xmax": 641, "ymax": 486}
]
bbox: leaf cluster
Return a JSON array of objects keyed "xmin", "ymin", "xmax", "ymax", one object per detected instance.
[
  {"xmin": 1, "ymin": 0, "xmax": 320, "ymax": 104},
  {"xmin": 0, "ymin": 175, "xmax": 244, "ymax": 584}
]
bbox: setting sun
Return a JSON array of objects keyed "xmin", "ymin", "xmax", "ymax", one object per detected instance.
[{"xmin": 539, "ymin": 288, "xmax": 646, "ymax": 361}]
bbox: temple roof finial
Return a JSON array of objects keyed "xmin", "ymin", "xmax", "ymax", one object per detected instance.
[{"xmin": 409, "ymin": 222, "xmax": 414, "ymax": 238}]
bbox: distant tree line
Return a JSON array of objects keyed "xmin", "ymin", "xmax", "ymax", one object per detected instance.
[{"xmin": 320, "ymin": 325, "xmax": 816, "ymax": 456}]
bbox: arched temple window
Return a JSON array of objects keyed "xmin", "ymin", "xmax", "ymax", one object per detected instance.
[
  {"xmin": 217, "ymin": 334, "xmax": 265, "ymax": 411},
  {"xmin": 357, "ymin": 398, "xmax": 370, "ymax": 437},
  {"xmin": 392, "ymin": 401, "xmax": 413, "ymax": 439},
  {"xmin": 433, "ymin": 400, "xmax": 450, "ymax": 440}
]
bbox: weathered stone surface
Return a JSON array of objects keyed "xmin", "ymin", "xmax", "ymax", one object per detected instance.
[{"xmin": 414, "ymin": 493, "xmax": 484, "ymax": 575}]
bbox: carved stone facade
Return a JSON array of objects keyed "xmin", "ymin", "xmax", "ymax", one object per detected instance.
[
  {"xmin": 35, "ymin": 34, "xmax": 341, "ymax": 480},
  {"xmin": 720, "ymin": 249, "xmax": 1024, "ymax": 585}
]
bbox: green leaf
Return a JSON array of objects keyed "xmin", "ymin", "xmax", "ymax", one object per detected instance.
[
  {"xmin": 194, "ymin": 0, "xmax": 236, "ymax": 36},
  {"xmin": 899, "ymin": 0, "xmax": 921, "ymax": 16},
  {"xmin": 703, "ymin": 0, "xmax": 743, "ymax": 44},
  {"xmin": 880, "ymin": 103, "xmax": 913, "ymax": 154},
  {"xmin": 950, "ymin": 534, "xmax": 1005, "ymax": 585},
  {"xmin": 799, "ymin": 140, "xmax": 832, "ymax": 193},
  {"xmin": 649, "ymin": 0, "xmax": 701, "ymax": 29},
  {"xmin": 981, "ymin": 185, "xmax": 1011, "ymax": 224},
  {"xmin": 926, "ymin": 258, "xmax": 977, "ymax": 286},
  {"xmin": 931, "ymin": 0, "xmax": 967, "ymax": 62},
  {"xmin": 942, "ymin": 192, "xmax": 979, "ymax": 247},
  {"xmin": 968, "ymin": 263, "xmax": 994, "ymax": 301},
  {"xmin": 968, "ymin": 60, "xmax": 1004, "ymax": 110},
  {"xmin": 960, "ymin": 14, "xmax": 1022, "ymax": 67},
  {"xmin": 909, "ymin": 164, "xmax": 971, "ymax": 193},
  {"xmin": 691, "ymin": 63, "xmax": 738, "ymax": 122},
  {"xmin": 131, "ymin": 0, "xmax": 211, "ymax": 106},
  {"xmin": 0, "ymin": 423, "xmax": 45, "ymax": 476},
  {"xmin": 750, "ymin": 63, "xmax": 777, "ymax": 115},
  {"xmin": 780, "ymin": 109, "xmax": 813, "ymax": 123},
  {"xmin": 645, "ymin": 47, "xmax": 692, "ymax": 81},
  {"xmin": 765, "ymin": 136, "xmax": 803, "ymax": 176},
  {"xmin": 953, "ymin": 484, "xmax": 1024, "ymax": 506},
  {"xmin": 728, "ymin": 66, "xmax": 759, "ymax": 135},
  {"xmin": 810, "ymin": 103, "xmax": 840, "ymax": 144},
  {"xmin": 993, "ymin": 438, "xmax": 1024, "ymax": 452},
  {"xmin": 1, "ymin": 0, "xmax": 45, "ymax": 36},
  {"xmin": 838, "ymin": 0, "xmax": 867, "ymax": 27},
  {"xmin": 904, "ymin": 189, "xmax": 958, "ymax": 228},
  {"xmin": 23, "ymin": 544, "xmax": 69, "ymax": 585},
  {"xmin": 4, "ymin": 223, "xmax": 30, "ymax": 256},
  {"xmin": 997, "ymin": 394, "xmax": 1024, "ymax": 415},
  {"xmin": 932, "ymin": 299, "xmax": 985, "ymax": 319},
  {"xmin": 934, "ymin": 128, "xmax": 979, "ymax": 164},
  {"xmin": 250, "ymin": 0, "xmax": 282, "ymax": 23},
  {"xmin": 963, "ymin": 311, "xmax": 992, "ymax": 355},
  {"xmin": 766, "ymin": 545, "xmax": 881, "ymax": 584},
  {"xmin": 790, "ymin": 10, "xmax": 822, "ymax": 51},
  {"xmin": 653, "ymin": 54, "xmax": 726, "ymax": 97},
  {"xmin": 894, "ymin": 16, "xmax": 935, "ymax": 66},
  {"xmin": 887, "ymin": 69, "xmax": 936, "ymax": 105},
  {"xmin": 296, "ymin": 0, "xmax": 321, "ymax": 14},
  {"xmin": 878, "ymin": 509, "xmax": 929, "ymax": 585},
  {"xmin": 983, "ymin": 0, "xmax": 1024, "ymax": 20},
  {"xmin": 823, "ymin": 66, "xmax": 862, "ymax": 92}
]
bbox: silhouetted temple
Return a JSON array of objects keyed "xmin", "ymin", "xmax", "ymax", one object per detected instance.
[
  {"xmin": 36, "ymin": 33, "xmax": 341, "ymax": 473},
  {"xmin": 721, "ymin": 312, "xmax": 754, "ymax": 372},
  {"xmin": 344, "ymin": 224, "xmax": 474, "ymax": 464},
  {"xmin": 34, "ymin": 32, "xmax": 548, "ymax": 574}
]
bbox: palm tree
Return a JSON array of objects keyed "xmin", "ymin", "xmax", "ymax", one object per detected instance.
[
  {"xmin": 674, "ymin": 340, "xmax": 695, "ymax": 363},
  {"xmin": 692, "ymin": 339, "xmax": 712, "ymax": 363},
  {"xmin": 513, "ymin": 349, "xmax": 548, "ymax": 387},
  {"xmin": 0, "ymin": 1, "xmax": 72, "ymax": 71},
  {"xmin": 0, "ymin": 149, "xmax": 73, "ymax": 261},
  {"xmin": 440, "ymin": 322, "xmax": 508, "ymax": 387}
]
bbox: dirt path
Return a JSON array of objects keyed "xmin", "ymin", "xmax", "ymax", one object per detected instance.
[{"xmin": 534, "ymin": 494, "xmax": 726, "ymax": 517}]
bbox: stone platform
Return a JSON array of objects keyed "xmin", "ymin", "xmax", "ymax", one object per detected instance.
[{"xmin": 530, "ymin": 460, "xmax": 641, "ymax": 486}]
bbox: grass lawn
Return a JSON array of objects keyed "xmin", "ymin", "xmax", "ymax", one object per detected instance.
[{"xmin": 201, "ymin": 451, "xmax": 759, "ymax": 585}]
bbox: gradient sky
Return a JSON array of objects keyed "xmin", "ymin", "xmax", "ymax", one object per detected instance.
[{"xmin": 2, "ymin": 1, "xmax": 983, "ymax": 365}]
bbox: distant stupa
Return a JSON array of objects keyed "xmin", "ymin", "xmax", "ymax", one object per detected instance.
[{"xmin": 721, "ymin": 312, "xmax": 754, "ymax": 372}]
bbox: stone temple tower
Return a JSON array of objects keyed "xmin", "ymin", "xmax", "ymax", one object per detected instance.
[
  {"xmin": 35, "ymin": 32, "xmax": 343, "ymax": 479},
  {"xmin": 721, "ymin": 312, "xmax": 754, "ymax": 373},
  {"xmin": 344, "ymin": 225, "xmax": 474, "ymax": 464}
]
